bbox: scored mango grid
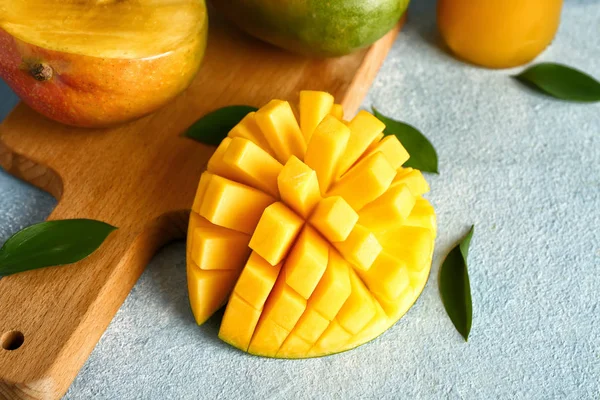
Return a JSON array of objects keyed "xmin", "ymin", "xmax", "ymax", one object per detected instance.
[{"xmin": 188, "ymin": 95, "xmax": 436, "ymax": 358}]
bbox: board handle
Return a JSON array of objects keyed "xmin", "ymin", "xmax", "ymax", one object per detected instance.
[{"xmin": 0, "ymin": 144, "xmax": 190, "ymax": 399}]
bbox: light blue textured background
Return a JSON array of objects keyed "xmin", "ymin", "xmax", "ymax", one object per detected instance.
[{"xmin": 1, "ymin": 0, "xmax": 599, "ymax": 398}]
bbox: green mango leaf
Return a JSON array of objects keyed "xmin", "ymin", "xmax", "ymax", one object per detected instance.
[
  {"xmin": 439, "ymin": 225, "xmax": 474, "ymax": 341},
  {"xmin": 372, "ymin": 107, "xmax": 438, "ymax": 174},
  {"xmin": 514, "ymin": 63, "xmax": 600, "ymax": 102},
  {"xmin": 184, "ymin": 105, "xmax": 258, "ymax": 146},
  {"xmin": 0, "ymin": 219, "xmax": 117, "ymax": 277}
]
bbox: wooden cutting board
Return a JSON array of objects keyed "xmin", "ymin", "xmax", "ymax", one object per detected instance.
[{"xmin": 0, "ymin": 12, "xmax": 404, "ymax": 400}]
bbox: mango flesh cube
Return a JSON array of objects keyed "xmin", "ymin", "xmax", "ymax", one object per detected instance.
[
  {"xmin": 327, "ymin": 151, "xmax": 396, "ymax": 211},
  {"xmin": 309, "ymin": 196, "xmax": 358, "ymax": 243},
  {"xmin": 249, "ymin": 202, "xmax": 304, "ymax": 266},
  {"xmin": 404, "ymin": 198, "xmax": 437, "ymax": 236},
  {"xmin": 358, "ymin": 183, "xmax": 416, "ymax": 231},
  {"xmin": 330, "ymin": 104, "xmax": 344, "ymax": 120},
  {"xmin": 219, "ymin": 294, "xmax": 262, "ymax": 351},
  {"xmin": 376, "ymin": 286, "xmax": 416, "ymax": 320},
  {"xmin": 284, "ymin": 226, "xmax": 329, "ymax": 299},
  {"xmin": 291, "ymin": 308, "xmax": 330, "ymax": 344},
  {"xmin": 207, "ymin": 137, "xmax": 234, "ymax": 177},
  {"xmin": 234, "ymin": 252, "xmax": 281, "ymax": 310},
  {"xmin": 187, "ymin": 262, "xmax": 239, "ymax": 325},
  {"xmin": 308, "ymin": 248, "xmax": 351, "ymax": 321},
  {"xmin": 248, "ymin": 318, "xmax": 290, "ymax": 356},
  {"xmin": 364, "ymin": 135, "xmax": 410, "ymax": 170},
  {"xmin": 308, "ymin": 320, "xmax": 352, "ymax": 356},
  {"xmin": 375, "ymin": 226, "xmax": 434, "ymax": 272},
  {"xmin": 221, "ymin": 137, "xmax": 282, "ymax": 198},
  {"xmin": 392, "ymin": 168, "xmax": 430, "ymax": 196},
  {"xmin": 255, "ymin": 99, "xmax": 306, "ymax": 163},
  {"xmin": 333, "ymin": 224, "xmax": 382, "ymax": 271},
  {"xmin": 356, "ymin": 251, "xmax": 410, "ymax": 300},
  {"xmin": 304, "ymin": 115, "xmax": 351, "ymax": 194},
  {"xmin": 277, "ymin": 156, "xmax": 322, "ymax": 218},
  {"xmin": 188, "ymin": 212, "xmax": 251, "ymax": 270},
  {"xmin": 260, "ymin": 275, "xmax": 306, "ymax": 331},
  {"xmin": 228, "ymin": 112, "xmax": 274, "ymax": 157},
  {"xmin": 343, "ymin": 301, "xmax": 389, "ymax": 351},
  {"xmin": 336, "ymin": 271, "xmax": 377, "ymax": 334},
  {"xmin": 364, "ymin": 132, "xmax": 385, "ymax": 154},
  {"xmin": 277, "ymin": 334, "xmax": 312, "ymax": 358},
  {"xmin": 191, "ymin": 172, "xmax": 213, "ymax": 215},
  {"xmin": 336, "ymin": 110, "xmax": 386, "ymax": 177},
  {"xmin": 199, "ymin": 174, "xmax": 275, "ymax": 235},
  {"xmin": 299, "ymin": 90, "xmax": 334, "ymax": 141}
]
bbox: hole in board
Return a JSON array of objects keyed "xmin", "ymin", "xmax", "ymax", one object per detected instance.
[{"xmin": 1, "ymin": 330, "xmax": 24, "ymax": 350}]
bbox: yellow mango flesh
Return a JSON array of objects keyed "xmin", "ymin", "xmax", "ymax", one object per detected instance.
[
  {"xmin": 299, "ymin": 91, "xmax": 334, "ymax": 141},
  {"xmin": 330, "ymin": 104, "xmax": 344, "ymax": 120},
  {"xmin": 248, "ymin": 202, "xmax": 304, "ymax": 266},
  {"xmin": 278, "ymin": 156, "xmax": 322, "ymax": 218},
  {"xmin": 187, "ymin": 91, "xmax": 436, "ymax": 358},
  {"xmin": 304, "ymin": 115, "xmax": 351, "ymax": 194},
  {"xmin": 309, "ymin": 196, "xmax": 358, "ymax": 243}
]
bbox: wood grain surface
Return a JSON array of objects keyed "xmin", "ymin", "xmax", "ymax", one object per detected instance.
[{"xmin": 0, "ymin": 13, "xmax": 403, "ymax": 400}]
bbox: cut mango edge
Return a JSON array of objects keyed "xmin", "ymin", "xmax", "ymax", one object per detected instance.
[{"xmin": 186, "ymin": 91, "xmax": 436, "ymax": 358}]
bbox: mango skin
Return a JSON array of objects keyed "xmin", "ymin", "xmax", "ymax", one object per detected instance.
[
  {"xmin": 211, "ymin": 0, "xmax": 410, "ymax": 57},
  {"xmin": 0, "ymin": 17, "xmax": 207, "ymax": 128}
]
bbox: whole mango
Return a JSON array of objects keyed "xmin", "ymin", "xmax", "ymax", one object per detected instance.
[{"xmin": 211, "ymin": 0, "xmax": 410, "ymax": 57}]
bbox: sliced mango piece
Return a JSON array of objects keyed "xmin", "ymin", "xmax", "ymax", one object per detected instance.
[
  {"xmin": 356, "ymin": 251, "xmax": 410, "ymax": 300},
  {"xmin": 330, "ymin": 104, "xmax": 344, "ymax": 120},
  {"xmin": 277, "ymin": 156, "xmax": 322, "ymax": 218},
  {"xmin": 219, "ymin": 294, "xmax": 262, "ymax": 351},
  {"xmin": 191, "ymin": 171, "xmax": 214, "ymax": 215},
  {"xmin": 333, "ymin": 224, "xmax": 382, "ymax": 271},
  {"xmin": 304, "ymin": 115, "xmax": 351, "ymax": 194},
  {"xmin": 206, "ymin": 137, "xmax": 234, "ymax": 177},
  {"xmin": 363, "ymin": 135, "xmax": 410, "ymax": 170},
  {"xmin": 299, "ymin": 90, "xmax": 334, "ymax": 141},
  {"xmin": 260, "ymin": 275, "xmax": 306, "ymax": 331},
  {"xmin": 308, "ymin": 320, "xmax": 352, "ymax": 356},
  {"xmin": 328, "ymin": 152, "xmax": 396, "ymax": 211},
  {"xmin": 291, "ymin": 308, "xmax": 330, "ymax": 344},
  {"xmin": 343, "ymin": 301, "xmax": 389, "ymax": 350},
  {"xmin": 358, "ymin": 183, "xmax": 416, "ymax": 231},
  {"xmin": 228, "ymin": 112, "xmax": 274, "ymax": 157},
  {"xmin": 249, "ymin": 202, "xmax": 304, "ymax": 266},
  {"xmin": 392, "ymin": 168, "xmax": 430, "ymax": 196},
  {"xmin": 234, "ymin": 252, "xmax": 281, "ymax": 310},
  {"xmin": 375, "ymin": 225, "xmax": 434, "ymax": 272},
  {"xmin": 277, "ymin": 334, "xmax": 312, "ymax": 358},
  {"xmin": 309, "ymin": 196, "xmax": 358, "ymax": 243},
  {"xmin": 308, "ymin": 248, "xmax": 352, "ymax": 321},
  {"xmin": 198, "ymin": 174, "xmax": 275, "ymax": 235},
  {"xmin": 187, "ymin": 262, "xmax": 239, "ymax": 325},
  {"xmin": 255, "ymin": 99, "xmax": 306, "ymax": 163},
  {"xmin": 404, "ymin": 197, "xmax": 437, "ymax": 236},
  {"xmin": 284, "ymin": 226, "xmax": 329, "ymax": 299},
  {"xmin": 248, "ymin": 317, "xmax": 289, "ymax": 356},
  {"xmin": 188, "ymin": 213, "xmax": 251, "ymax": 271},
  {"xmin": 336, "ymin": 271, "xmax": 377, "ymax": 334},
  {"xmin": 220, "ymin": 137, "xmax": 282, "ymax": 198},
  {"xmin": 336, "ymin": 110, "xmax": 386, "ymax": 177},
  {"xmin": 376, "ymin": 286, "xmax": 417, "ymax": 320},
  {"xmin": 364, "ymin": 132, "xmax": 385, "ymax": 154}
]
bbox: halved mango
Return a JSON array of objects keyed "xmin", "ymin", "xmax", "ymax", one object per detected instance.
[{"xmin": 188, "ymin": 91, "xmax": 436, "ymax": 358}]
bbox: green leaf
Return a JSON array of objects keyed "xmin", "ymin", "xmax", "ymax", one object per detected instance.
[
  {"xmin": 0, "ymin": 219, "xmax": 117, "ymax": 276},
  {"xmin": 372, "ymin": 107, "xmax": 438, "ymax": 174},
  {"xmin": 184, "ymin": 105, "xmax": 258, "ymax": 146},
  {"xmin": 514, "ymin": 63, "xmax": 600, "ymax": 102},
  {"xmin": 439, "ymin": 225, "xmax": 474, "ymax": 341}
]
